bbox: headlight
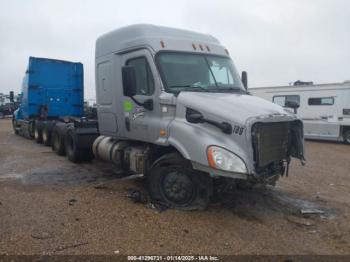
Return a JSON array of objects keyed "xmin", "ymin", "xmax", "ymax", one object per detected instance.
[{"xmin": 207, "ymin": 146, "xmax": 247, "ymax": 173}]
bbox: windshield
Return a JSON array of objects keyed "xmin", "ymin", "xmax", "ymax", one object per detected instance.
[{"xmin": 157, "ymin": 52, "xmax": 245, "ymax": 93}]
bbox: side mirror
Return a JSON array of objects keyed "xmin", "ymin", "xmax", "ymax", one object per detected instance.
[
  {"xmin": 285, "ymin": 100, "xmax": 300, "ymax": 114},
  {"xmin": 241, "ymin": 71, "xmax": 248, "ymax": 90},
  {"xmin": 285, "ymin": 100, "xmax": 300, "ymax": 109},
  {"xmin": 186, "ymin": 109, "xmax": 204, "ymax": 124},
  {"xmin": 122, "ymin": 66, "xmax": 137, "ymax": 97}
]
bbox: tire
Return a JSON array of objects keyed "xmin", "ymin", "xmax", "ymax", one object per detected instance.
[
  {"xmin": 65, "ymin": 129, "xmax": 84, "ymax": 163},
  {"xmin": 343, "ymin": 130, "xmax": 350, "ymax": 145},
  {"xmin": 147, "ymin": 153, "xmax": 212, "ymax": 210},
  {"xmin": 51, "ymin": 126, "xmax": 65, "ymax": 156},
  {"xmin": 42, "ymin": 126, "xmax": 51, "ymax": 146},
  {"xmin": 28, "ymin": 121, "xmax": 35, "ymax": 139},
  {"xmin": 34, "ymin": 124, "xmax": 43, "ymax": 143}
]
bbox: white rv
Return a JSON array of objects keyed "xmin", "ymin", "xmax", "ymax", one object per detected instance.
[{"xmin": 250, "ymin": 81, "xmax": 350, "ymax": 144}]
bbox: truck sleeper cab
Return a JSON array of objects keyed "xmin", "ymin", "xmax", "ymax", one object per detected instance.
[
  {"xmin": 13, "ymin": 57, "xmax": 98, "ymax": 161},
  {"xmin": 93, "ymin": 24, "xmax": 305, "ymax": 209}
]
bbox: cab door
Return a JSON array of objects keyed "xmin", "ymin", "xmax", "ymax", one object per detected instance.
[{"xmin": 120, "ymin": 49, "xmax": 161, "ymax": 143}]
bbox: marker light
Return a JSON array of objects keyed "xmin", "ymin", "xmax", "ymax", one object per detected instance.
[
  {"xmin": 159, "ymin": 129, "xmax": 167, "ymax": 136},
  {"xmin": 199, "ymin": 44, "xmax": 204, "ymax": 51},
  {"xmin": 207, "ymin": 146, "xmax": 247, "ymax": 173},
  {"xmin": 192, "ymin": 43, "xmax": 197, "ymax": 50},
  {"xmin": 160, "ymin": 40, "xmax": 165, "ymax": 48}
]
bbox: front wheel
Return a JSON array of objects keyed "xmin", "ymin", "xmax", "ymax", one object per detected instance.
[
  {"xmin": 147, "ymin": 153, "xmax": 212, "ymax": 210},
  {"xmin": 343, "ymin": 130, "xmax": 350, "ymax": 145}
]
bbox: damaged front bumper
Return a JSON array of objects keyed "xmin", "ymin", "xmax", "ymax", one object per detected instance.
[{"xmin": 192, "ymin": 114, "xmax": 305, "ymax": 184}]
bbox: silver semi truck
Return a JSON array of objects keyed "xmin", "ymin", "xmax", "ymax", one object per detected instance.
[{"xmin": 17, "ymin": 24, "xmax": 306, "ymax": 210}]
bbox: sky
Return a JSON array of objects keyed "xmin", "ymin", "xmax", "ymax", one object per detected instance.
[{"xmin": 0, "ymin": 0, "xmax": 349, "ymax": 99}]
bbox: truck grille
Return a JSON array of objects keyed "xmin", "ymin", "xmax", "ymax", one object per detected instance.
[{"xmin": 252, "ymin": 122, "xmax": 290, "ymax": 168}]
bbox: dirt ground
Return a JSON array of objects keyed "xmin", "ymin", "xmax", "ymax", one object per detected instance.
[{"xmin": 0, "ymin": 118, "xmax": 349, "ymax": 255}]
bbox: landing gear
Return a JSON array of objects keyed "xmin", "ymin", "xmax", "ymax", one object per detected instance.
[{"xmin": 147, "ymin": 153, "xmax": 212, "ymax": 210}]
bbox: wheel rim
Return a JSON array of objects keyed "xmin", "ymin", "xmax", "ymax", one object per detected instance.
[{"xmin": 161, "ymin": 170, "xmax": 194, "ymax": 205}]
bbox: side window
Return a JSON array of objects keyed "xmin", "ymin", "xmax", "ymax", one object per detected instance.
[
  {"xmin": 126, "ymin": 57, "xmax": 154, "ymax": 96},
  {"xmin": 273, "ymin": 95, "xmax": 300, "ymax": 107},
  {"xmin": 308, "ymin": 97, "xmax": 334, "ymax": 106}
]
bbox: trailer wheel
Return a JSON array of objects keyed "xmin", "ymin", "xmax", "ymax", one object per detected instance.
[
  {"xmin": 147, "ymin": 153, "xmax": 212, "ymax": 210},
  {"xmin": 34, "ymin": 124, "xmax": 43, "ymax": 143},
  {"xmin": 343, "ymin": 130, "xmax": 350, "ymax": 145},
  {"xmin": 42, "ymin": 126, "xmax": 51, "ymax": 146},
  {"xmin": 51, "ymin": 127, "xmax": 65, "ymax": 156},
  {"xmin": 65, "ymin": 129, "xmax": 84, "ymax": 163}
]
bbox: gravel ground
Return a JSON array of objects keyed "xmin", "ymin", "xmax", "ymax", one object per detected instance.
[{"xmin": 0, "ymin": 118, "xmax": 349, "ymax": 255}]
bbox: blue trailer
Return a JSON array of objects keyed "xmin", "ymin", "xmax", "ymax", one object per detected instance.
[
  {"xmin": 13, "ymin": 57, "xmax": 98, "ymax": 162},
  {"xmin": 14, "ymin": 57, "xmax": 83, "ymax": 121}
]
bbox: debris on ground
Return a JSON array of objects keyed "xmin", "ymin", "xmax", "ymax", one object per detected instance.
[
  {"xmin": 54, "ymin": 242, "xmax": 89, "ymax": 252},
  {"xmin": 300, "ymin": 209, "xmax": 325, "ymax": 215},
  {"xmin": 68, "ymin": 198, "xmax": 77, "ymax": 206},
  {"xmin": 31, "ymin": 232, "xmax": 54, "ymax": 240},
  {"xmin": 146, "ymin": 201, "xmax": 170, "ymax": 212},
  {"xmin": 126, "ymin": 188, "xmax": 148, "ymax": 204},
  {"xmin": 286, "ymin": 215, "xmax": 315, "ymax": 227}
]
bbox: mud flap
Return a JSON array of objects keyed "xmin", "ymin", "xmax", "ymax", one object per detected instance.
[{"xmin": 290, "ymin": 120, "xmax": 306, "ymax": 164}]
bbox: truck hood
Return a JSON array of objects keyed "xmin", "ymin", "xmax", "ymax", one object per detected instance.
[{"xmin": 177, "ymin": 92, "xmax": 289, "ymax": 124}]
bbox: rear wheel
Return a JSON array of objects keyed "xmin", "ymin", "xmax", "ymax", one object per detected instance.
[
  {"xmin": 343, "ymin": 130, "xmax": 350, "ymax": 145},
  {"xmin": 51, "ymin": 127, "xmax": 65, "ymax": 155},
  {"xmin": 28, "ymin": 121, "xmax": 35, "ymax": 139},
  {"xmin": 147, "ymin": 153, "xmax": 212, "ymax": 210},
  {"xmin": 42, "ymin": 126, "xmax": 51, "ymax": 146},
  {"xmin": 34, "ymin": 124, "xmax": 43, "ymax": 143},
  {"xmin": 65, "ymin": 130, "xmax": 83, "ymax": 163}
]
